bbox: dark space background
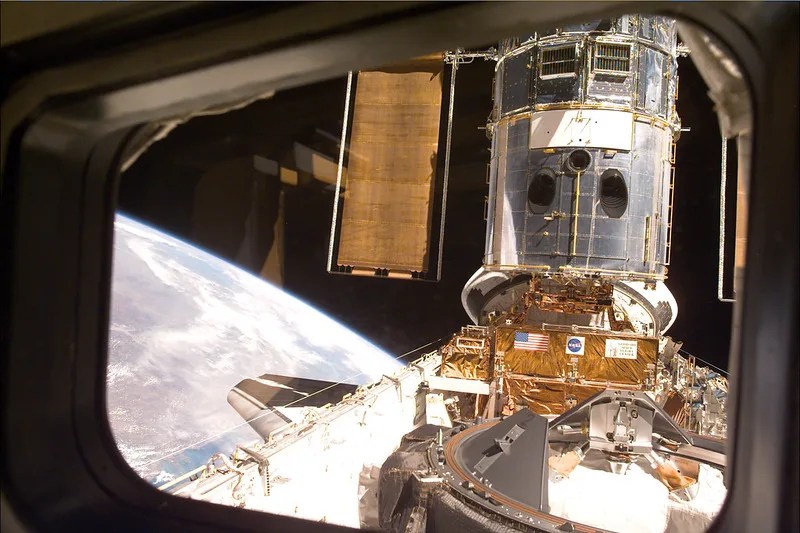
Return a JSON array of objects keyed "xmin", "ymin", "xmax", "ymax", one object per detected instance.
[{"xmin": 119, "ymin": 53, "xmax": 735, "ymax": 371}]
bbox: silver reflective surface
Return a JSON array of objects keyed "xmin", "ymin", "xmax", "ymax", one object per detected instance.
[{"xmin": 484, "ymin": 15, "xmax": 679, "ymax": 279}]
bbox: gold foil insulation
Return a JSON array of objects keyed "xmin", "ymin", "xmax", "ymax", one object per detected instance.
[
  {"xmin": 496, "ymin": 327, "xmax": 658, "ymax": 386},
  {"xmin": 531, "ymin": 277, "xmax": 614, "ymax": 314},
  {"xmin": 335, "ymin": 56, "xmax": 444, "ymax": 274},
  {"xmin": 662, "ymin": 390, "xmax": 690, "ymax": 427},
  {"xmin": 438, "ymin": 323, "xmax": 659, "ymax": 416},
  {"xmin": 440, "ymin": 326, "xmax": 491, "ymax": 380},
  {"xmin": 504, "ymin": 374, "xmax": 606, "ymax": 415}
]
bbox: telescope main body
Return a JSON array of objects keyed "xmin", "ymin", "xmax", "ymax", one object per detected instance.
[
  {"xmin": 486, "ymin": 17, "xmax": 680, "ymax": 277},
  {"xmin": 465, "ymin": 16, "xmax": 681, "ymax": 330}
]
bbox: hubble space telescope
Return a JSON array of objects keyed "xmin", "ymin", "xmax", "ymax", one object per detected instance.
[
  {"xmin": 4, "ymin": 2, "xmax": 797, "ymax": 533},
  {"xmin": 323, "ymin": 15, "xmax": 723, "ymax": 425},
  {"xmin": 181, "ymin": 14, "xmax": 732, "ymax": 533}
]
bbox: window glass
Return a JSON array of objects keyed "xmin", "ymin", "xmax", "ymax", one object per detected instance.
[{"xmin": 108, "ymin": 19, "xmax": 738, "ymax": 532}]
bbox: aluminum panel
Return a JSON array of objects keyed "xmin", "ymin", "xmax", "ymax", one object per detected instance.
[
  {"xmin": 524, "ymin": 229, "xmax": 557, "ymax": 254},
  {"xmin": 486, "ymin": 22, "xmax": 678, "ymax": 278},
  {"xmin": 484, "ymin": 122, "xmax": 505, "ymax": 265},
  {"xmin": 638, "ymin": 15, "xmax": 655, "ymax": 41},
  {"xmin": 586, "ymin": 73, "xmax": 633, "ymax": 106},
  {"xmin": 637, "ymin": 47, "xmax": 667, "ymax": 118},
  {"xmin": 529, "ymin": 109, "xmax": 633, "ymax": 151},
  {"xmin": 586, "ymin": 39, "xmax": 634, "ymax": 106},
  {"xmin": 615, "ymin": 15, "xmax": 635, "ymax": 35},
  {"xmin": 652, "ymin": 16, "xmax": 676, "ymax": 50},
  {"xmin": 487, "ymin": 123, "xmax": 671, "ymax": 275},
  {"xmin": 500, "ymin": 51, "xmax": 532, "ymax": 115},
  {"xmin": 534, "ymin": 41, "xmax": 581, "ymax": 105}
]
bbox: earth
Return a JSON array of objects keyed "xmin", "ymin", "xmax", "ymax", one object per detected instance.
[{"xmin": 107, "ymin": 215, "xmax": 401, "ymax": 485}]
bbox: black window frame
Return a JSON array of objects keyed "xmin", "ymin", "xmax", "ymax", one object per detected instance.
[{"xmin": 2, "ymin": 3, "xmax": 797, "ymax": 533}]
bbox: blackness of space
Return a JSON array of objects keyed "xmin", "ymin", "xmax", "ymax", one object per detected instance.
[{"xmin": 119, "ymin": 53, "xmax": 734, "ymax": 371}]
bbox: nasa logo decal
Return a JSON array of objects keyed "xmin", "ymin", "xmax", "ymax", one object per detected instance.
[{"xmin": 566, "ymin": 336, "xmax": 585, "ymax": 355}]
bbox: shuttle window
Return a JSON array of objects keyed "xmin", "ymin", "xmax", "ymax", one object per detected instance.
[
  {"xmin": 593, "ymin": 43, "xmax": 631, "ymax": 75},
  {"xmin": 566, "ymin": 149, "xmax": 592, "ymax": 172},
  {"xmin": 90, "ymin": 14, "xmax": 745, "ymax": 533},
  {"xmin": 599, "ymin": 169, "xmax": 628, "ymax": 218},
  {"xmin": 528, "ymin": 169, "xmax": 557, "ymax": 213},
  {"xmin": 540, "ymin": 45, "xmax": 578, "ymax": 78}
]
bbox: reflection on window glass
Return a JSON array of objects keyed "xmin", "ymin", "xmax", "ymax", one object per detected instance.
[{"xmin": 108, "ymin": 15, "xmax": 740, "ymax": 532}]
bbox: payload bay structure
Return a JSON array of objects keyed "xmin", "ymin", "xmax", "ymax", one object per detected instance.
[{"xmin": 168, "ymin": 15, "xmax": 731, "ymax": 533}]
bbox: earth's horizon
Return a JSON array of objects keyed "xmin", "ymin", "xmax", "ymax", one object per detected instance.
[{"xmin": 107, "ymin": 214, "xmax": 401, "ymax": 485}]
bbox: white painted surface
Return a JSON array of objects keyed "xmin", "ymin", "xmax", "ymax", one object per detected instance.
[
  {"xmin": 179, "ymin": 352, "xmax": 442, "ymax": 528},
  {"xmin": 425, "ymin": 393, "xmax": 453, "ymax": 427},
  {"xmin": 605, "ymin": 338, "xmax": 639, "ymax": 359},
  {"xmin": 566, "ymin": 336, "xmax": 586, "ymax": 355},
  {"xmin": 530, "ymin": 109, "xmax": 633, "ymax": 151},
  {"xmin": 428, "ymin": 375, "xmax": 491, "ymax": 395},
  {"xmin": 176, "ymin": 349, "xmax": 727, "ymax": 533},
  {"xmin": 549, "ymin": 451, "xmax": 726, "ymax": 533},
  {"xmin": 618, "ymin": 280, "xmax": 679, "ymax": 334}
]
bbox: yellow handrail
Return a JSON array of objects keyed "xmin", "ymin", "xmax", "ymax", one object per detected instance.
[{"xmin": 571, "ymin": 170, "xmax": 582, "ymax": 256}]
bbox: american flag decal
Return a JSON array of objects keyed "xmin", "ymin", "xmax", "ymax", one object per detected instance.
[{"xmin": 514, "ymin": 331, "xmax": 550, "ymax": 351}]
